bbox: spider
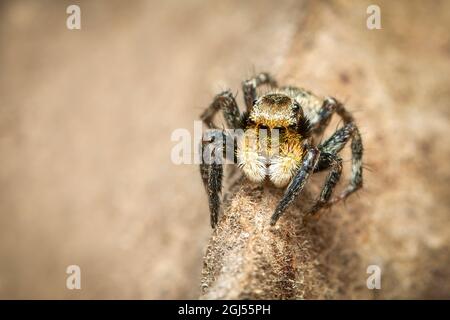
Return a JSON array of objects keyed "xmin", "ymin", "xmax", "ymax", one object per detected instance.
[{"xmin": 200, "ymin": 73, "xmax": 363, "ymax": 228}]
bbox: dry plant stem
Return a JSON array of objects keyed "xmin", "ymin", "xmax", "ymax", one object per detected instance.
[{"xmin": 201, "ymin": 179, "xmax": 342, "ymax": 300}]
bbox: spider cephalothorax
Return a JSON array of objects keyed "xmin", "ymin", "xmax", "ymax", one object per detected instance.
[
  {"xmin": 251, "ymin": 93, "xmax": 300, "ymax": 127},
  {"xmin": 200, "ymin": 73, "xmax": 363, "ymax": 228}
]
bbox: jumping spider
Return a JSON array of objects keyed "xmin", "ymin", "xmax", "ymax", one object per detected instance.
[{"xmin": 200, "ymin": 73, "xmax": 363, "ymax": 228}]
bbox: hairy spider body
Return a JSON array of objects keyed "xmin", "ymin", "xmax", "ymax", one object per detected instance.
[
  {"xmin": 200, "ymin": 73, "xmax": 363, "ymax": 228},
  {"xmin": 237, "ymin": 95, "xmax": 307, "ymax": 188}
]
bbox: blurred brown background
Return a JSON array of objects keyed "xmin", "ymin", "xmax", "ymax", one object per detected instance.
[{"xmin": 0, "ymin": 0, "xmax": 449, "ymax": 299}]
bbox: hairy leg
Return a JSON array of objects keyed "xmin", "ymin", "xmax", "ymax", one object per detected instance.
[
  {"xmin": 270, "ymin": 146, "xmax": 320, "ymax": 226},
  {"xmin": 318, "ymin": 121, "xmax": 363, "ymax": 204},
  {"xmin": 200, "ymin": 90, "xmax": 244, "ymax": 227},
  {"xmin": 242, "ymin": 72, "xmax": 277, "ymax": 112},
  {"xmin": 199, "ymin": 128, "xmax": 228, "ymax": 228},
  {"xmin": 200, "ymin": 161, "xmax": 223, "ymax": 228},
  {"xmin": 307, "ymin": 153, "xmax": 343, "ymax": 215},
  {"xmin": 339, "ymin": 129, "xmax": 363, "ymax": 200},
  {"xmin": 309, "ymin": 97, "xmax": 354, "ymax": 136},
  {"xmin": 200, "ymin": 90, "xmax": 241, "ymax": 129}
]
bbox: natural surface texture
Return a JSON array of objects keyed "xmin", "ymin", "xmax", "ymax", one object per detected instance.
[
  {"xmin": 0, "ymin": 0, "xmax": 449, "ymax": 299},
  {"xmin": 201, "ymin": 180, "xmax": 359, "ymax": 299}
]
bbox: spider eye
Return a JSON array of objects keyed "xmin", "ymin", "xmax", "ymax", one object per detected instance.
[
  {"xmin": 253, "ymin": 99, "xmax": 258, "ymax": 105},
  {"xmin": 292, "ymin": 102, "xmax": 300, "ymax": 111}
]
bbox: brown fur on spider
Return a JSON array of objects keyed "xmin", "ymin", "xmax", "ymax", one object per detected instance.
[{"xmin": 200, "ymin": 73, "xmax": 363, "ymax": 228}]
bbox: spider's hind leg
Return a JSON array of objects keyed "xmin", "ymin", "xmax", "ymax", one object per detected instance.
[
  {"xmin": 309, "ymin": 97, "xmax": 355, "ymax": 137},
  {"xmin": 316, "ymin": 120, "xmax": 364, "ymax": 208},
  {"xmin": 337, "ymin": 126, "xmax": 363, "ymax": 201},
  {"xmin": 200, "ymin": 90, "xmax": 241, "ymax": 129}
]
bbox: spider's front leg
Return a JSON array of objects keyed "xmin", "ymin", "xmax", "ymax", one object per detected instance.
[
  {"xmin": 200, "ymin": 159, "xmax": 223, "ymax": 229},
  {"xmin": 200, "ymin": 91, "xmax": 241, "ymax": 228},
  {"xmin": 270, "ymin": 146, "xmax": 320, "ymax": 226},
  {"xmin": 200, "ymin": 130, "xmax": 234, "ymax": 228},
  {"xmin": 242, "ymin": 73, "xmax": 277, "ymax": 111}
]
